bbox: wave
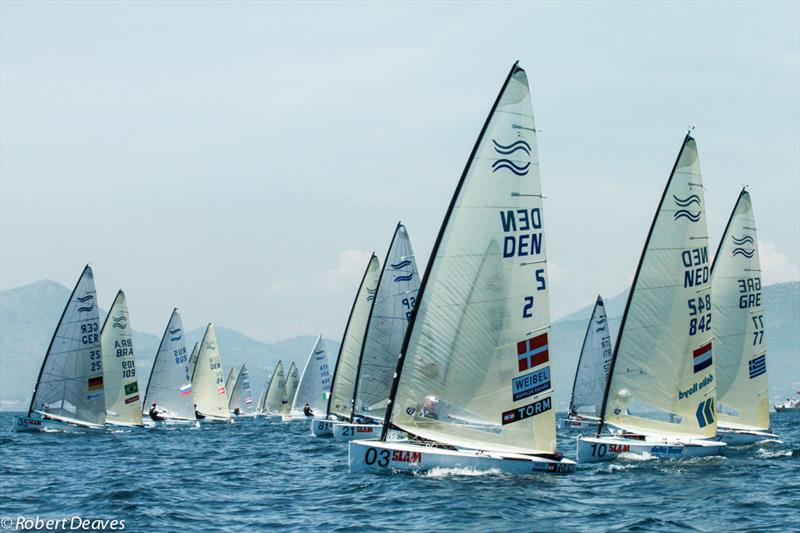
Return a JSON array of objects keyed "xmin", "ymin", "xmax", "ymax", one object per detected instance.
[
  {"xmin": 673, "ymin": 210, "xmax": 701, "ymax": 222},
  {"xmin": 732, "ymin": 235, "xmax": 755, "ymax": 245},
  {"xmin": 492, "ymin": 139, "xmax": 531, "ymax": 156},
  {"xmin": 112, "ymin": 322, "xmax": 127, "ymax": 329},
  {"xmin": 168, "ymin": 328, "xmax": 181, "ymax": 335},
  {"xmin": 170, "ymin": 335, "xmax": 183, "ymax": 341},
  {"xmin": 420, "ymin": 466, "xmax": 503, "ymax": 478},
  {"xmin": 394, "ymin": 273, "xmax": 415, "ymax": 283},
  {"xmin": 366, "ymin": 288, "xmax": 376, "ymax": 301},
  {"xmin": 732, "ymin": 248, "xmax": 755, "ymax": 258},
  {"xmin": 390, "ymin": 260, "xmax": 412, "ymax": 269},
  {"xmin": 77, "ymin": 305, "xmax": 95, "ymax": 313},
  {"xmin": 491, "ymin": 159, "xmax": 530, "ymax": 176},
  {"xmin": 672, "ymin": 194, "xmax": 701, "ymax": 207},
  {"xmin": 76, "ymin": 295, "xmax": 94, "ymax": 302}
]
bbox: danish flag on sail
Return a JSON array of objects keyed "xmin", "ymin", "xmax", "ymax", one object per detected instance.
[{"xmin": 517, "ymin": 333, "xmax": 549, "ymax": 372}]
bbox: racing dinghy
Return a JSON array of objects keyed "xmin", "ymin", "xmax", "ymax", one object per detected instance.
[
  {"xmin": 576, "ymin": 134, "xmax": 726, "ymax": 463},
  {"xmin": 283, "ymin": 336, "xmax": 331, "ymax": 422},
  {"xmin": 229, "ymin": 363, "xmax": 256, "ymax": 419},
  {"xmin": 100, "ymin": 290, "xmax": 143, "ymax": 429},
  {"xmin": 142, "ymin": 309, "xmax": 197, "ymax": 427},
  {"xmin": 192, "ymin": 323, "xmax": 232, "ymax": 423},
  {"xmin": 562, "ymin": 296, "xmax": 612, "ymax": 429},
  {"xmin": 350, "ymin": 62, "xmax": 575, "ymax": 474},
  {"xmin": 281, "ymin": 362, "xmax": 299, "ymax": 418},
  {"xmin": 187, "ymin": 342, "xmax": 200, "ymax": 380},
  {"xmin": 312, "ymin": 254, "xmax": 381, "ymax": 437},
  {"xmin": 13, "ymin": 265, "xmax": 106, "ymax": 433},
  {"xmin": 257, "ymin": 361, "xmax": 287, "ymax": 417},
  {"xmin": 711, "ymin": 190, "xmax": 777, "ymax": 445}
]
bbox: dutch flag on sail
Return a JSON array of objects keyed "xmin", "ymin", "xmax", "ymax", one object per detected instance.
[
  {"xmin": 693, "ymin": 343, "xmax": 712, "ymax": 373},
  {"xmin": 517, "ymin": 333, "xmax": 549, "ymax": 372}
]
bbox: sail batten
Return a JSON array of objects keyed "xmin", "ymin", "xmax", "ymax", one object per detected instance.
[
  {"xmin": 100, "ymin": 290, "xmax": 143, "ymax": 426},
  {"xmin": 142, "ymin": 309, "xmax": 195, "ymax": 420}
]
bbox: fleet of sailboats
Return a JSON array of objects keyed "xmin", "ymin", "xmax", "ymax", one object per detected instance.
[{"xmin": 10, "ymin": 61, "xmax": 787, "ymax": 478}]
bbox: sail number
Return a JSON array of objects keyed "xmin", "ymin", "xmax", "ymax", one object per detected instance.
[
  {"xmin": 738, "ymin": 277, "xmax": 762, "ymax": 309},
  {"xmin": 89, "ymin": 348, "xmax": 102, "ymax": 372},
  {"xmin": 687, "ymin": 294, "xmax": 711, "ymax": 336},
  {"xmin": 522, "ymin": 269, "xmax": 547, "ymax": 318},
  {"xmin": 752, "ymin": 315, "xmax": 764, "ymax": 346},
  {"xmin": 122, "ymin": 359, "xmax": 136, "ymax": 378},
  {"xmin": 402, "ymin": 297, "xmax": 416, "ymax": 320},
  {"xmin": 364, "ymin": 447, "xmax": 390, "ymax": 466}
]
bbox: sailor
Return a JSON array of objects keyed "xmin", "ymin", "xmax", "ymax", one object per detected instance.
[
  {"xmin": 421, "ymin": 395, "xmax": 439, "ymax": 420},
  {"xmin": 194, "ymin": 404, "xmax": 205, "ymax": 420},
  {"xmin": 233, "ymin": 407, "xmax": 241, "ymax": 416},
  {"xmin": 148, "ymin": 401, "xmax": 165, "ymax": 422},
  {"xmin": 302, "ymin": 403, "xmax": 314, "ymax": 417}
]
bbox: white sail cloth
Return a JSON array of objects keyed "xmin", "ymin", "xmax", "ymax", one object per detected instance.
[
  {"xmin": 290, "ymin": 336, "xmax": 332, "ymax": 416},
  {"xmin": 260, "ymin": 360, "xmax": 286, "ymax": 414},
  {"xmin": 192, "ymin": 324, "xmax": 230, "ymax": 420},
  {"xmin": 388, "ymin": 64, "xmax": 557, "ymax": 454},
  {"xmin": 100, "ymin": 290, "xmax": 143, "ymax": 426},
  {"xmin": 142, "ymin": 309, "xmax": 195, "ymax": 420},
  {"xmin": 568, "ymin": 296, "xmax": 612, "ymax": 418},
  {"xmin": 229, "ymin": 363, "xmax": 254, "ymax": 413},
  {"xmin": 283, "ymin": 363, "xmax": 299, "ymax": 414}
]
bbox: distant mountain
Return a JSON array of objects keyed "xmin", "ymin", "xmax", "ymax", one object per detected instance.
[{"xmin": 0, "ymin": 279, "xmax": 796, "ymax": 412}]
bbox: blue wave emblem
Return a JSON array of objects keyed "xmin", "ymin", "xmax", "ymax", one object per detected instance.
[
  {"xmin": 112, "ymin": 315, "xmax": 127, "ymax": 329},
  {"xmin": 390, "ymin": 259, "xmax": 412, "ymax": 269},
  {"xmin": 732, "ymin": 248, "xmax": 755, "ymax": 258},
  {"xmin": 492, "ymin": 159, "xmax": 530, "ymax": 176},
  {"xmin": 169, "ymin": 328, "xmax": 182, "ymax": 341},
  {"xmin": 674, "ymin": 210, "xmax": 701, "ymax": 222},
  {"xmin": 394, "ymin": 273, "xmax": 415, "ymax": 283},
  {"xmin": 366, "ymin": 288, "xmax": 377, "ymax": 301},
  {"xmin": 77, "ymin": 305, "xmax": 94, "ymax": 313},
  {"xmin": 732, "ymin": 235, "xmax": 754, "ymax": 245},
  {"xmin": 492, "ymin": 139, "xmax": 531, "ymax": 156},
  {"xmin": 673, "ymin": 194, "xmax": 701, "ymax": 207},
  {"xmin": 76, "ymin": 295, "xmax": 94, "ymax": 303}
]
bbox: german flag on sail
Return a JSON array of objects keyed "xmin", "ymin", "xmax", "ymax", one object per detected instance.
[
  {"xmin": 88, "ymin": 376, "xmax": 103, "ymax": 391},
  {"xmin": 693, "ymin": 342, "xmax": 712, "ymax": 373}
]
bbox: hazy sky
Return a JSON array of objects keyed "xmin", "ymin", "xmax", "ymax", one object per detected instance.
[{"xmin": 2, "ymin": 1, "xmax": 798, "ymax": 342}]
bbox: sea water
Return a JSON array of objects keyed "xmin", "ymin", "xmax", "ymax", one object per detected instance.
[{"xmin": 1, "ymin": 412, "xmax": 798, "ymax": 532}]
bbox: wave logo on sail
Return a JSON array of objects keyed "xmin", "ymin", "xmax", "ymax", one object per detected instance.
[
  {"xmin": 732, "ymin": 247, "xmax": 755, "ymax": 258},
  {"xmin": 390, "ymin": 259, "xmax": 412, "ymax": 269},
  {"xmin": 169, "ymin": 328, "xmax": 182, "ymax": 341},
  {"xmin": 78, "ymin": 304, "xmax": 95, "ymax": 313},
  {"xmin": 491, "ymin": 139, "xmax": 530, "ymax": 176},
  {"xmin": 112, "ymin": 315, "xmax": 127, "ymax": 329},
  {"xmin": 394, "ymin": 273, "xmax": 415, "ymax": 283},
  {"xmin": 366, "ymin": 288, "xmax": 377, "ymax": 301},
  {"xmin": 672, "ymin": 194, "xmax": 701, "ymax": 222},
  {"xmin": 594, "ymin": 317, "xmax": 607, "ymax": 332}
]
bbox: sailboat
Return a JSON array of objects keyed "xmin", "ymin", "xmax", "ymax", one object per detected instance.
[
  {"xmin": 311, "ymin": 254, "xmax": 381, "ymax": 437},
  {"xmin": 100, "ymin": 290, "xmax": 144, "ymax": 428},
  {"xmin": 712, "ymin": 189, "xmax": 777, "ymax": 445},
  {"xmin": 192, "ymin": 323, "xmax": 232, "ymax": 423},
  {"xmin": 228, "ymin": 363, "xmax": 255, "ymax": 418},
  {"xmin": 142, "ymin": 309, "xmax": 197, "ymax": 426},
  {"xmin": 187, "ymin": 342, "xmax": 200, "ymax": 380},
  {"xmin": 257, "ymin": 360, "xmax": 287, "ymax": 417},
  {"xmin": 224, "ymin": 367, "xmax": 237, "ymax": 398},
  {"xmin": 282, "ymin": 362, "xmax": 299, "ymax": 415},
  {"xmin": 576, "ymin": 134, "xmax": 726, "ymax": 463},
  {"xmin": 283, "ymin": 336, "xmax": 331, "ymax": 422},
  {"xmin": 333, "ymin": 225, "xmax": 421, "ymax": 441},
  {"xmin": 562, "ymin": 296, "xmax": 612, "ymax": 429},
  {"xmin": 349, "ymin": 62, "xmax": 575, "ymax": 474},
  {"xmin": 13, "ymin": 265, "xmax": 106, "ymax": 432}
]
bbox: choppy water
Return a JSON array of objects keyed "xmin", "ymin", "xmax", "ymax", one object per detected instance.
[{"xmin": 1, "ymin": 412, "xmax": 798, "ymax": 532}]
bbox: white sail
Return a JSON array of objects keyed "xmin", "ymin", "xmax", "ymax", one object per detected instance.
[
  {"xmin": 386, "ymin": 64, "xmax": 557, "ymax": 454},
  {"xmin": 712, "ymin": 190, "xmax": 769, "ymax": 431},
  {"xmin": 100, "ymin": 290, "xmax": 143, "ymax": 426},
  {"xmin": 229, "ymin": 363, "xmax": 254, "ymax": 414},
  {"xmin": 568, "ymin": 296, "xmax": 612, "ymax": 418},
  {"xmin": 29, "ymin": 265, "xmax": 105, "ymax": 426},
  {"xmin": 283, "ymin": 362, "xmax": 299, "ymax": 415},
  {"xmin": 188, "ymin": 342, "xmax": 200, "ymax": 380},
  {"xmin": 327, "ymin": 254, "xmax": 381, "ymax": 420},
  {"xmin": 192, "ymin": 323, "xmax": 230, "ymax": 420},
  {"xmin": 354, "ymin": 224, "xmax": 420, "ymax": 420},
  {"xmin": 602, "ymin": 135, "xmax": 715, "ymax": 438},
  {"xmin": 225, "ymin": 368, "xmax": 237, "ymax": 396},
  {"xmin": 290, "ymin": 336, "xmax": 332, "ymax": 416},
  {"xmin": 259, "ymin": 360, "xmax": 286, "ymax": 414},
  {"xmin": 142, "ymin": 309, "xmax": 195, "ymax": 420}
]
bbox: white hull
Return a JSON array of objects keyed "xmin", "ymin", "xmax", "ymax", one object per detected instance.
[
  {"xmin": 12, "ymin": 415, "xmax": 104, "ymax": 433},
  {"xmin": 333, "ymin": 422, "xmax": 381, "ymax": 441},
  {"xmin": 576, "ymin": 434, "xmax": 726, "ymax": 463},
  {"xmin": 560, "ymin": 416, "xmax": 599, "ymax": 429},
  {"xmin": 105, "ymin": 421, "xmax": 145, "ymax": 431},
  {"xmin": 349, "ymin": 439, "xmax": 575, "ymax": 475},
  {"xmin": 311, "ymin": 419, "xmax": 334, "ymax": 437},
  {"xmin": 144, "ymin": 417, "xmax": 199, "ymax": 428},
  {"xmin": 716, "ymin": 426, "xmax": 777, "ymax": 446},
  {"xmin": 198, "ymin": 415, "xmax": 231, "ymax": 425},
  {"xmin": 774, "ymin": 404, "xmax": 800, "ymax": 413},
  {"xmin": 281, "ymin": 414, "xmax": 310, "ymax": 422}
]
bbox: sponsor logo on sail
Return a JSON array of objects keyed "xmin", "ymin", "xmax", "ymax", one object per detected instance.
[
  {"xmin": 672, "ymin": 194, "xmax": 701, "ymax": 222},
  {"xmin": 692, "ymin": 342, "xmax": 712, "ymax": 373},
  {"xmin": 695, "ymin": 397, "xmax": 715, "ymax": 428},
  {"xmin": 516, "ymin": 333, "xmax": 549, "ymax": 371},
  {"xmin": 511, "ymin": 366, "xmax": 551, "ymax": 401},
  {"xmin": 748, "ymin": 354, "xmax": 766, "ymax": 379},
  {"xmin": 501, "ymin": 396, "xmax": 552, "ymax": 425},
  {"xmin": 124, "ymin": 394, "xmax": 140, "ymax": 404}
]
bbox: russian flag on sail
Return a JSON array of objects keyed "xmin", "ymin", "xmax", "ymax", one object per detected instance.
[
  {"xmin": 693, "ymin": 343, "xmax": 712, "ymax": 373},
  {"xmin": 517, "ymin": 333, "xmax": 549, "ymax": 372},
  {"xmin": 179, "ymin": 384, "xmax": 192, "ymax": 396}
]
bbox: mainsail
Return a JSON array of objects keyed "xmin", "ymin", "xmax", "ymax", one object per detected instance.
[
  {"xmin": 29, "ymin": 265, "xmax": 105, "ymax": 427},
  {"xmin": 229, "ymin": 363, "xmax": 254, "ymax": 414},
  {"xmin": 290, "ymin": 336, "xmax": 332, "ymax": 416},
  {"xmin": 259, "ymin": 360, "xmax": 286, "ymax": 414},
  {"xmin": 225, "ymin": 368, "xmax": 237, "ymax": 396},
  {"xmin": 100, "ymin": 290, "xmax": 143, "ymax": 426},
  {"xmin": 383, "ymin": 63, "xmax": 557, "ymax": 454},
  {"xmin": 326, "ymin": 254, "xmax": 381, "ymax": 420},
  {"xmin": 142, "ymin": 309, "xmax": 195, "ymax": 420},
  {"xmin": 192, "ymin": 323, "xmax": 230, "ymax": 419},
  {"xmin": 188, "ymin": 342, "xmax": 200, "ymax": 380},
  {"xmin": 600, "ymin": 134, "xmax": 715, "ymax": 439},
  {"xmin": 283, "ymin": 362, "xmax": 299, "ymax": 414},
  {"xmin": 354, "ymin": 224, "xmax": 420, "ymax": 421},
  {"xmin": 712, "ymin": 190, "xmax": 769, "ymax": 431},
  {"xmin": 568, "ymin": 296, "xmax": 612, "ymax": 418}
]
